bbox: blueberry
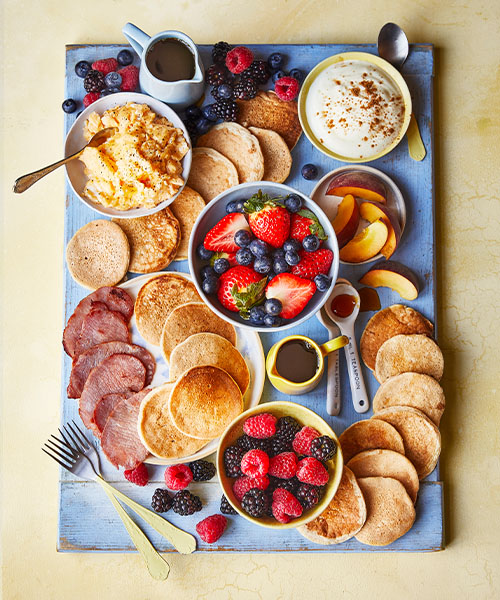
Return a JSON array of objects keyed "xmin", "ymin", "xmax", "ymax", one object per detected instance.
[
  {"xmin": 104, "ymin": 71, "xmax": 122, "ymax": 88},
  {"xmin": 268, "ymin": 52, "xmax": 284, "ymax": 70},
  {"xmin": 303, "ymin": 234, "xmax": 320, "ymax": 252},
  {"xmin": 272, "ymin": 70, "xmax": 287, "ymax": 83},
  {"xmin": 213, "ymin": 257, "xmax": 230, "ymax": 275},
  {"xmin": 267, "ymin": 270, "xmax": 277, "ymax": 280},
  {"xmin": 285, "ymin": 250, "xmax": 300, "ymax": 265},
  {"xmin": 200, "ymin": 265, "xmax": 216, "ymax": 279},
  {"xmin": 117, "ymin": 49, "xmax": 134, "ymax": 66},
  {"xmin": 202, "ymin": 103, "xmax": 218, "ymax": 122},
  {"xmin": 226, "ymin": 200, "xmax": 238, "ymax": 214},
  {"xmin": 264, "ymin": 314, "xmax": 282, "ymax": 327},
  {"xmin": 272, "ymin": 248, "xmax": 286, "ymax": 260},
  {"xmin": 273, "ymin": 257, "xmax": 290, "ymax": 274},
  {"xmin": 100, "ymin": 89, "xmax": 114, "ymax": 97},
  {"xmin": 236, "ymin": 247, "xmax": 253, "ymax": 266},
  {"xmin": 234, "ymin": 229, "xmax": 252, "ymax": 247},
  {"xmin": 249, "ymin": 305, "xmax": 266, "ymax": 326},
  {"xmin": 285, "ymin": 193, "xmax": 303, "ymax": 213},
  {"xmin": 301, "ymin": 163, "xmax": 318, "ymax": 180},
  {"xmin": 264, "ymin": 298, "xmax": 282, "ymax": 316},
  {"xmin": 185, "ymin": 105, "xmax": 202, "ymax": 120},
  {"xmin": 254, "ymin": 256, "xmax": 272, "ymax": 274},
  {"xmin": 314, "ymin": 274, "xmax": 331, "ymax": 292},
  {"xmin": 202, "ymin": 275, "xmax": 219, "ymax": 294},
  {"xmin": 106, "ymin": 86, "xmax": 122, "ymax": 94},
  {"xmin": 75, "ymin": 60, "xmax": 91, "ymax": 78},
  {"xmin": 283, "ymin": 238, "xmax": 301, "ymax": 253},
  {"xmin": 196, "ymin": 117, "xmax": 211, "ymax": 135},
  {"xmin": 289, "ymin": 68, "xmax": 304, "ymax": 83},
  {"xmin": 217, "ymin": 83, "xmax": 234, "ymax": 99},
  {"xmin": 197, "ymin": 244, "xmax": 214, "ymax": 260},
  {"xmin": 62, "ymin": 99, "xmax": 77, "ymax": 113},
  {"xmin": 249, "ymin": 239, "xmax": 269, "ymax": 257},
  {"xmin": 234, "ymin": 200, "xmax": 245, "ymax": 213}
]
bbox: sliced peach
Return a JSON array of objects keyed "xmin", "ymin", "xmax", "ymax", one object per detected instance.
[
  {"xmin": 332, "ymin": 194, "xmax": 360, "ymax": 249},
  {"xmin": 326, "ymin": 172, "xmax": 387, "ymax": 204},
  {"xmin": 339, "ymin": 220, "xmax": 388, "ymax": 263},
  {"xmin": 359, "ymin": 202, "xmax": 401, "ymax": 259},
  {"xmin": 359, "ymin": 261, "xmax": 419, "ymax": 300}
]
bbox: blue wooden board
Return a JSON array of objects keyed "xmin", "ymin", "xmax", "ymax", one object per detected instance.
[{"xmin": 60, "ymin": 43, "xmax": 442, "ymax": 552}]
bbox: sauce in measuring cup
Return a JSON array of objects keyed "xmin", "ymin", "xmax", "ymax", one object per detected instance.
[{"xmin": 331, "ymin": 294, "xmax": 357, "ymax": 318}]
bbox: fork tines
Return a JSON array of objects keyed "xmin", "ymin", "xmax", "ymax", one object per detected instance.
[{"xmin": 42, "ymin": 420, "xmax": 92, "ymax": 470}]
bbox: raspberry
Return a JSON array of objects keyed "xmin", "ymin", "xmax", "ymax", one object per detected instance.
[
  {"xmin": 164, "ymin": 464, "xmax": 193, "ymax": 490},
  {"xmin": 310, "ymin": 436, "xmax": 338, "ymax": 461},
  {"xmin": 274, "ymin": 76, "xmax": 300, "ymax": 102},
  {"xmin": 241, "ymin": 449, "xmax": 270, "ymax": 478},
  {"xmin": 268, "ymin": 452, "xmax": 297, "ymax": 479},
  {"xmin": 232, "ymin": 475, "xmax": 269, "ymax": 501},
  {"xmin": 220, "ymin": 494, "xmax": 237, "ymax": 515},
  {"xmin": 118, "ymin": 65, "xmax": 139, "ymax": 91},
  {"xmin": 83, "ymin": 92, "xmax": 100, "ymax": 108},
  {"xmin": 272, "ymin": 488, "xmax": 303, "ymax": 521},
  {"xmin": 196, "ymin": 514, "xmax": 227, "ymax": 544},
  {"xmin": 296, "ymin": 483, "xmax": 321, "ymax": 509},
  {"xmin": 223, "ymin": 445, "xmax": 245, "ymax": 478},
  {"xmin": 243, "ymin": 413, "xmax": 277, "ymax": 439},
  {"xmin": 92, "ymin": 58, "xmax": 118, "ymax": 75},
  {"xmin": 296, "ymin": 457, "xmax": 329, "ymax": 486},
  {"xmin": 124, "ymin": 462, "xmax": 149, "ymax": 486},
  {"xmin": 225, "ymin": 46, "xmax": 254, "ymax": 74},
  {"xmin": 292, "ymin": 426, "xmax": 320, "ymax": 455},
  {"xmin": 272, "ymin": 501, "xmax": 291, "ymax": 523}
]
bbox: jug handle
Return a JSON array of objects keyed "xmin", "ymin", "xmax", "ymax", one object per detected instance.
[{"xmin": 122, "ymin": 23, "xmax": 150, "ymax": 57}]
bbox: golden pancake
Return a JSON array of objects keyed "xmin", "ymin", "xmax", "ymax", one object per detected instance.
[
  {"xmin": 169, "ymin": 186, "xmax": 206, "ymax": 260},
  {"xmin": 168, "ymin": 365, "xmax": 243, "ymax": 439},
  {"xmin": 169, "ymin": 332, "xmax": 249, "ymax": 395},
  {"xmin": 339, "ymin": 420, "xmax": 405, "ymax": 464},
  {"xmin": 187, "ymin": 147, "xmax": 239, "ymax": 202},
  {"xmin": 355, "ymin": 477, "xmax": 415, "ymax": 546},
  {"xmin": 113, "ymin": 207, "xmax": 180, "ymax": 273},
  {"xmin": 248, "ymin": 127, "xmax": 292, "ymax": 183},
  {"xmin": 138, "ymin": 383, "xmax": 210, "ymax": 459},
  {"xmin": 160, "ymin": 302, "xmax": 236, "ymax": 363},
  {"xmin": 134, "ymin": 273, "xmax": 201, "ymax": 345}
]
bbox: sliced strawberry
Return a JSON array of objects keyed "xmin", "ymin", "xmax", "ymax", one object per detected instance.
[
  {"xmin": 290, "ymin": 209, "xmax": 327, "ymax": 243},
  {"xmin": 265, "ymin": 273, "xmax": 316, "ymax": 319},
  {"xmin": 245, "ymin": 191, "xmax": 290, "ymax": 248},
  {"xmin": 217, "ymin": 266, "xmax": 267, "ymax": 315},
  {"xmin": 204, "ymin": 213, "xmax": 250, "ymax": 253},
  {"xmin": 291, "ymin": 249, "xmax": 333, "ymax": 280},
  {"xmin": 210, "ymin": 251, "xmax": 238, "ymax": 267}
]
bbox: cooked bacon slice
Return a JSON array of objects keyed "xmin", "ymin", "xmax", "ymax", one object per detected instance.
[
  {"xmin": 72, "ymin": 306, "xmax": 131, "ymax": 358},
  {"xmin": 92, "ymin": 392, "xmax": 133, "ymax": 437}
]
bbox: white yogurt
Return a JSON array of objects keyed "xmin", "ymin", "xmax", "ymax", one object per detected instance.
[{"xmin": 306, "ymin": 60, "xmax": 405, "ymax": 159}]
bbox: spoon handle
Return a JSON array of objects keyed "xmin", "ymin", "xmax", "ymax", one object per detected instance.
[
  {"xmin": 407, "ymin": 113, "xmax": 426, "ymax": 161},
  {"xmin": 343, "ymin": 326, "xmax": 370, "ymax": 413},
  {"xmin": 325, "ymin": 334, "xmax": 341, "ymax": 416},
  {"xmin": 13, "ymin": 149, "xmax": 83, "ymax": 193}
]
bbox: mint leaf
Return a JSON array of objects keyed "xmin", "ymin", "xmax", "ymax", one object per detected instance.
[
  {"xmin": 244, "ymin": 190, "xmax": 285, "ymax": 214},
  {"xmin": 230, "ymin": 277, "xmax": 267, "ymax": 318}
]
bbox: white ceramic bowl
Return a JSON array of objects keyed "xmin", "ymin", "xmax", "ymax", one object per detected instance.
[
  {"xmin": 64, "ymin": 92, "xmax": 192, "ymax": 218},
  {"xmin": 188, "ymin": 182, "xmax": 340, "ymax": 332}
]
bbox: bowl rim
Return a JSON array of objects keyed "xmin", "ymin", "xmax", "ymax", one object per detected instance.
[
  {"xmin": 298, "ymin": 51, "xmax": 412, "ymax": 164},
  {"xmin": 216, "ymin": 400, "xmax": 344, "ymax": 529},
  {"xmin": 187, "ymin": 181, "xmax": 340, "ymax": 332},
  {"xmin": 64, "ymin": 91, "xmax": 192, "ymax": 219}
]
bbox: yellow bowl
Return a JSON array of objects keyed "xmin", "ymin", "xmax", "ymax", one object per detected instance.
[
  {"xmin": 216, "ymin": 401, "xmax": 343, "ymax": 529},
  {"xmin": 298, "ymin": 52, "xmax": 412, "ymax": 163}
]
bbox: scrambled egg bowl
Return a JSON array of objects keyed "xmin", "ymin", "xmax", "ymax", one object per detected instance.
[{"xmin": 80, "ymin": 103, "xmax": 189, "ymax": 211}]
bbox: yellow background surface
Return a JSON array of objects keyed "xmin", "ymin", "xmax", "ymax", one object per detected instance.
[{"xmin": 2, "ymin": 0, "xmax": 499, "ymax": 598}]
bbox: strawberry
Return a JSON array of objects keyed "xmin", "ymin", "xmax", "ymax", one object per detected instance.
[
  {"xmin": 290, "ymin": 209, "xmax": 328, "ymax": 243},
  {"xmin": 244, "ymin": 191, "xmax": 290, "ymax": 248},
  {"xmin": 204, "ymin": 213, "xmax": 250, "ymax": 253},
  {"xmin": 291, "ymin": 249, "xmax": 333, "ymax": 280},
  {"xmin": 217, "ymin": 266, "xmax": 267, "ymax": 315},
  {"xmin": 265, "ymin": 273, "xmax": 315, "ymax": 319},
  {"xmin": 210, "ymin": 251, "xmax": 238, "ymax": 267}
]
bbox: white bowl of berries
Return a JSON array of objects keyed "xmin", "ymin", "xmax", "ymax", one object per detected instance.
[{"xmin": 188, "ymin": 182, "xmax": 340, "ymax": 331}]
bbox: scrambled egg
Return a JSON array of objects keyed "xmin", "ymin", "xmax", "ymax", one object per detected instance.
[{"xmin": 80, "ymin": 103, "xmax": 189, "ymax": 210}]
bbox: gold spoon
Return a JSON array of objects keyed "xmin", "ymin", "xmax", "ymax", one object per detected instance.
[{"xmin": 13, "ymin": 127, "xmax": 117, "ymax": 193}]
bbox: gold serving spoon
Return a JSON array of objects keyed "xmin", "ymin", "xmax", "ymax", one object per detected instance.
[{"xmin": 13, "ymin": 127, "xmax": 117, "ymax": 193}]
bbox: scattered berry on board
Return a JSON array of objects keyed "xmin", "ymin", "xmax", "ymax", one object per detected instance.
[
  {"xmin": 118, "ymin": 65, "xmax": 139, "ymax": 91},
  {"xmin": 164, "ymin": 464, "xmax": 194, "ymax": 490},
  {"xmin": 226, "ymin": 46, "xmax": 254, "ymax": 74},
  {"xmin": 220, "ymin": 494, "xmax": 237, "ymax": 515},
  {"xmin": 274, "ymin": 76, "xmax": 300, "ymax": 101},
  {"xmin": 104, "ymin": 71, "xmax": 122, "ymax": 88},
  {"xmin": 124, "ymin": 462, "xmax": 149, "ymax": 486},
  {"xmin": 84, "ymin": 70, "xmax": 105, "ymax": 93},
  {"xmin": 301, "ymin": 163, "xmax": 319, "ymax": 180},
  {"xmin": 212, "ymin": 41, "xmax": 232, "ymax": 64},
  {"xmin": 189, "ymin": 459, "xmax": 217, "ymax": 482},
  {"xmin": 83, "ymin": 92, "xmax": 100, "ymax": 108},
  {"xmin": 92, "ymin": 58, "xmax": 118, "ymax": 75},
  {"xmin": 75, "ymin": 60, "xmax": 91, "ymax": 78},
  {"xmin": 117, "ymin": 49, "xmax": 134, "ymax": 66},
  {"xmin": 62, "ymin": 99, "xmax": 77, "ymax": 114},
  {"xmin": 268, "ymin": 52, "xmax": 284, "ymax": 70},
  {"xmin": 151, "ymin": 488, "xmax": 173, "ymax": 513},
  {"xmin": 242, "ymin": 60, "xmax": 271, "ymax": 84},
  {"xmin": 172, "ymin": 490, "xmax": 202, "ymax": 516},
  {"xmin": 196, "ymin": 514, "xmax": 227, "ymax": 544}
]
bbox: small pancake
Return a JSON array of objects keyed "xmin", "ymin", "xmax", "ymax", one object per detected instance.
[
  {"xmin": 355, "ymin": 477, "xmax": 415, "ymax": 546},
  {"xmin": 160, "ymin": 302, "xmax": 237, "ymax": 363},
  {"xmin": 248, "ymin": 127, "xmax": 292, "ymax": 183},
  {"xmin": 198, "ymin": 123, "xmax": 264, "ymax": 183},
  {"xmin": 373, "ymin": 372, "xmax": 445, "ymax": 426},
  {"xmin": 134, "ymin": 273, "xmax": 201, "ymax": 345},
  {"xmin": 339, "ymin": 420, "xmax": 405, "ymax": 464},
  {"xmin": 169, "ymin": 186, "xmax": 206, "ymax": 260},
  {"xmin": 169, "ymin": 332, "xmax": 249, "ymax": 395},
  {"xmin": 347, "ymin": 449, "xmax": 419, "ymax": 503},
  {"xmin": 66, "ymin": 220, "xmax": 130, "ymax": 289},
  {"xmin": 360, "ymin": 305, "xmax": 434, "ymax": 371},
  {"xmin": 168, "ymin": 365, "xmax": 243, "ymax": 439},
  {"xmin": 375, "ymin": 334, "xmax": 444, "ymax": 383},
  {"xmin": 113, "ymin": 208, "xmax": 180, "ymax": 273},
  {"xmin": 138, "ymin": 383, "xmax": 210, "ymax": 459},
  {"xmin": 187, "ymin": 147, "xmax": 239, "ymax": 202},
  {"xmin": 372, "ymin": 407, "xmax": 441, "ymax": 479},
  {"xmin": 298, "ymin": 467, "xmax": 366, "ymax": 545},
  {"xmin": 236, "ymin": 90, "xmax": 302, "ymax": 149}
]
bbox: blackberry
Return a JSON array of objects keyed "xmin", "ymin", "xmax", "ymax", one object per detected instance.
[
  {"xmin": 210, "ymin": 86, "xmax": 221, "ymax": 100},
  {"xmin": 310, "ymin": 436, "xmax": 337, "ymax": 461},
  {"xmin": 220, "ymin": 494, "xmax": 237, "ymax": 515},
  {"xmin": 214, "ymin": 99, "xmax": 238, "ymax": 121},
  {"xmin": 233, "ymin": 78, "xmax": 258, "ymax": 100},
  {"xmin": 151, "ymin": 488, "xmax": 172, "ymax": 513},
  {"xmin": 236, "ymin": 434, "xmax": 271, "ymax": 454},
  {"xmin": 296, "ymin": 483, "xmax": 320, "ymax": 509},
  {"xmin": 223, "ymin": 445, "xmax": 245, "ymax": 477},
  {"xmin": 269, "ymin": 476, "xmax": 299, "ymax": 494},
  {"xmin": 270, "ymin": 435, "xmax": 292, "ymax": 456},
  {"xmin": 206, "ymin": 64, "xmax": 228, "ymax": 86},
  {"xmin": 183, "ymin": 119, "xmax": 199, "ymax": 142},
  {"xmin": 212, "ymin": 41, "xmax": 232, "ymax": 64},
  {"xmin": 241, "ymin": 488, "xmax": 269, "ymax": 518},
  {"xmin": 189, "ymin": 460, "xmax": 216, "ymax": 481},
  {"xmin": 275, "ymin": 416, "xmax": 301, "ymax": 444},
  {"xmin": 171, "ymin": 490, "xmax": 202, "ymax": 516},
  {"xmin": 242, "ymin": 60, "xmax": 271, "ymax": 84},
  {"xmin": 83, "ymin": 69, "xmax": 105, "ymax": 92}
]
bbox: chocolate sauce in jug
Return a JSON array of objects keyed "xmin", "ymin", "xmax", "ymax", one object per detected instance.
[
  {"xmin": 146, "ymin": 38, "xmax": 195, "ymax": 82},
  {"xmin": 275, "ymin": 340, "xmax": 319, "ymax": 383}
]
